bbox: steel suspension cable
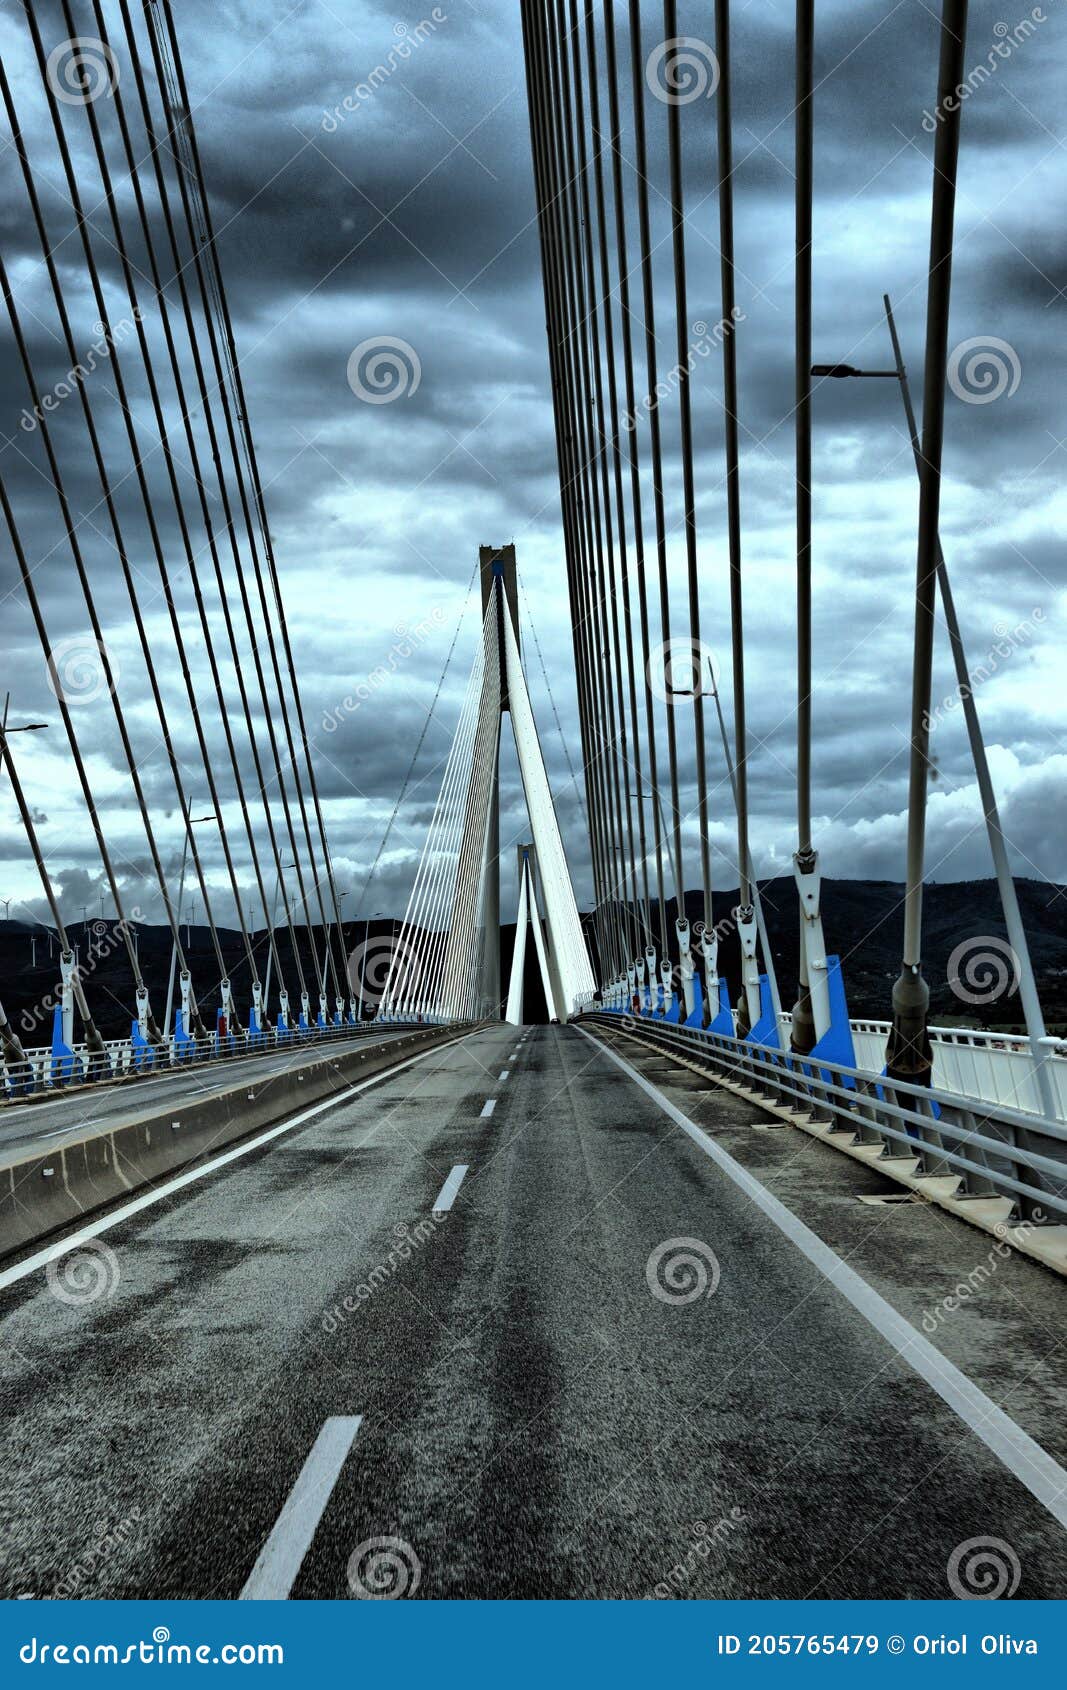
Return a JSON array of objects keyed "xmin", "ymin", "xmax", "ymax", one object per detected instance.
[
  {"xmin": 153, "ymin": 0, "xmax": 352, "ymax": 997},
  {"xmin": 66, "ymin": 0, "xmax": 304, "ymax": 1013},
  {"xmin": 661, "ymin": 0, "xmax": 714, "ymax": 934},
  {"xmin": 0, "ymin": 714, "xmax": 104, "ymax": 1051},
  {"xmin": 714, "ymin": 0, "xmax": 751, "ymax": 914},
  {"xmin": 0, "ymin": 275, "xmax": 175, "ymax": 1038},
  {"xmin": 122, "ymin": 0, "xmax": 341, "ymax": 1004},
  {"xmin": 96, "ymin": 0, "xmax": 319, "ymax": 1006},
  {"xmin": 600, "ymin": 0, "xmax": 670, "ymax": 954},
  {"xmin": 522, "ymin": 0, "xmax": 622, "ymax": 975},
  {"xmin": 0, "ymin": 68, "xmax": 222, "ymax": 1021},
  {"xmin": 625, "ymin": 0, "xmax": 686, "ymax": 915},
  {"xmin": 570, "ymin": 0, "xmax": 651, "ymax": 950},
  {"xmin": 546, "ymin": 0, "xmax": 634, "ymax": 966},
  {"xmin": 19, "ymin": 4, "xmax": 263, "ymax": 999}
]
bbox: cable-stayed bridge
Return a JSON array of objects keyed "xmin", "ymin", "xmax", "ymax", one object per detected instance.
[{"xmin": 0, "ymin": 0, "xmax": 1066, "ymax": 1602}]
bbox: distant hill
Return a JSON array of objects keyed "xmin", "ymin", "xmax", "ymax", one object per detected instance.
[{"xmin": 1, "ymin": 878, "xmax": 1064, "ymax": 1042}]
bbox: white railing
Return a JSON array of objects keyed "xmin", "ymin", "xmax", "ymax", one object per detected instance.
[
  {"xmin": 813, "ymin": 1016, "xmax": 1067, "ymax": 1122},
  {"xmin": 585, "ymin": 1010, "xmax": 1067, "ymax": 1231},
  {"xmin": 0, "ymin": 1017, "xmax": 429, "ymax": 1102}
]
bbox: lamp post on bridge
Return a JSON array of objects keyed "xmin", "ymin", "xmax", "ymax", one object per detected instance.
[
  {"xmin": 811, "ymin": 293, "xmax": 1057, "ymax": 1122},
  {"xmin": 163, "ymin": 804, "xmax": 218, "ymax": 1037},
  {"xmin": 0, "ymin": 706, "xmax": 50, "ymax": 1068},
  {"xmin": 263, "ymin": 862, "xmax": 296, "ymax": 1017},
  {"xmin": 357, "ymin": 911, "xmax": 384, "ymax": 1022}
]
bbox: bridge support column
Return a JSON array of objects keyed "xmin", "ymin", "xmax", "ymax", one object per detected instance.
[
  {"xmin": 791, "ymin": 848, "xmax": 831, "ymax": 1051},
  {"xmin": 676, "ymin": 919, "xmax": 695, "ymax": 1019},
  {"xmin": 736, "ymin": 905, "xmax": 762, "ymax": 1035}
]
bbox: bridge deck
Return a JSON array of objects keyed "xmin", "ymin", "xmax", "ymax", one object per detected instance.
[{"xmin": 0, "ymin": 1025, "xmax": 1064, "ymax": 1599}]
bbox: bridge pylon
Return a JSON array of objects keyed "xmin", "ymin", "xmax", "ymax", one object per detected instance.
[{"xmin": 380, "ymin": 549, "xmax": 596, "ymax": 1024}]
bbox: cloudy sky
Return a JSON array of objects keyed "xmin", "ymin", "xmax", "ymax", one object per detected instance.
[{"xmin": 0, "ymin": 0, "xmax": 1064, "ymax": 944}]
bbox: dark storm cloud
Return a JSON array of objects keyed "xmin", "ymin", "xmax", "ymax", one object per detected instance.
[{"xmin": 0, "ymin": 0, "xmax": 1064, "ymax": 957}]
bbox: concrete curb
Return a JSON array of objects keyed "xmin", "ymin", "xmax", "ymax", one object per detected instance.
[{"xmin": 0, "ymin": 1025, "xmax": 476, "ymax": 1264}]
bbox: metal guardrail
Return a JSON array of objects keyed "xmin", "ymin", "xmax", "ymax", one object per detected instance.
[
  {"xmin": 584, "ymin": 1010, "xmax": 1067, "ymax": 1228},
  {"xmin": 0, "ymin": 1017, "xmax": 432, "ymax": 1103}
]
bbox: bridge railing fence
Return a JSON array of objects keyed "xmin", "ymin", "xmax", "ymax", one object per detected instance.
[
  {"xmin": 0, "ymin": 1016, "xmax": 434, "ymax": 1103},
  {"xmin": 585, "ymin": 1011, "xmax": 1067, "ymax": 1230}
]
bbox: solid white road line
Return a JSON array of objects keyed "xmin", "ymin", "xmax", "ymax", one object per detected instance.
[
  {"xmin": 240, "ymin": 1416, "xmax": 363, "ymax": 1599},
  {"xmin": 432, "ymin": 1164, "xmax": 469, "ymax": 1213},
  {"xmin": 0, "ymin": 1038, "xmax": 468, "ymax": 1293},
  {"xmin": 580, "ymin": 1026, "xmax": 1067, "ymax": 1533},
  {"xmin": 479, "ymin": 1098, "xmax": 496, "ymax": 1118},
  {"xmin": 498, "ymin": 1069, "xmax": 509, "ymax": 1082}
]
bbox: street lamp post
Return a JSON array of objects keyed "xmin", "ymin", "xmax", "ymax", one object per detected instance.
[
  {"xmin": 163, "ymin": 805, "xmax": 217, "ymax": 1036},
  {"xmin": 810, "ymin": 297, "xmax": 1056, "ymax": 1122},
  {"xmin": 358, "ymin": 912, "xmax": 383, "ymax": 1021},
  {"xmin": 263, "ymin": 862, "xmax": 297, "ymax": 1015}
]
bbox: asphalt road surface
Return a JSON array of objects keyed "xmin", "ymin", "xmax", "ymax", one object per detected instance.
[{"xmin": 1, "ymin": 1023, "xmax": 1065, "ymax": 1600}]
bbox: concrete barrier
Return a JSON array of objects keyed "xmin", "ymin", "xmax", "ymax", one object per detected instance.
[{"xmin": 0, "ymin": 1024, "xmax": 476, "ymax": 1263}]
